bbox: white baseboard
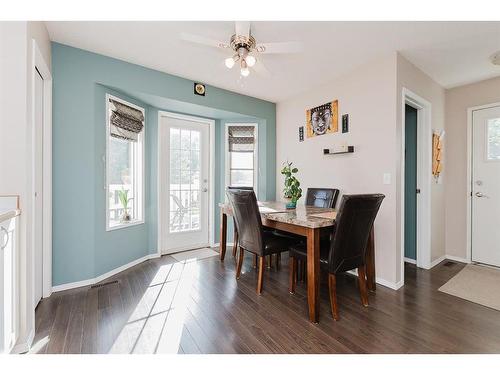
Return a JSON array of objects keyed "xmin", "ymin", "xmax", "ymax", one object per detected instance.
[
  {"xmin": 11, "ymin": 328, "xmax": 34, "ymax": 354},
  {"xmin": 445, "ymin": 255, "xmax": 470, "ymax": 264},
  {"xmin": 404, "ymin": 257, "xmax": 417, "ymax": 265},
  {"xmin": 52, "ymin": 253, "xmax": 158, "ymax": 293},
  {"xmin": 347, "ymin": 270, "xmax": 403, "ymax": 291},
  {"xmin": 430, "ymin": 255, "xmax": 446, "ymax": 268}
]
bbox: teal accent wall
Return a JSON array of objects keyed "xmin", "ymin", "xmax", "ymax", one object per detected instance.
[
  {"xmin": 52, "ymin": 43, "xmax": 276, "ymax": 286},
  {"xmin": 404, "ymin": 104, "xmax": 417, "ymax": 261}
]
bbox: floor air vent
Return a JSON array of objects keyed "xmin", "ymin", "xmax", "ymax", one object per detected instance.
[
  {"xmin": 90, "ymin": 280, "xmax": 119, "ymax": 289},
  {"xmin": 443, "ymin": 261, "xmax": 456, "ymax": 267}
]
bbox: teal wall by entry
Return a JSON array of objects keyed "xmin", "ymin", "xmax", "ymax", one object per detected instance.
[
  {"xmin": 52, "ymin": 42, "xmax": 276, "ymax": 286},
  {"xmin": 404, "ymin": 104, "xmax": 417, "ymax": 261}
]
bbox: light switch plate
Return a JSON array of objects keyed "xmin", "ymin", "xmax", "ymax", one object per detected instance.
[{"xmin": 383, "ymin": 173, "xmax": 391, "ymax": 185}]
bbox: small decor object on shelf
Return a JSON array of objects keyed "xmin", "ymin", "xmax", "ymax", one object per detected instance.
[
  {"xmin": 194, "ymin": 82, "xmax": 206, "ymax": 96},
  {"xmin": 342, "ymin": 114, "xmax": 349, "ymax": 133},
  {"xmin": 281, "ymin": 161, "xmax": 302, "ymax": 209},
  {"xmin": 306, "ymin": 100, "xmax": 338, "ymax": 138},
  {"xmin": 299, "ymin": 126, "xmax": 304, "ymax": 142},
  {"xmin": 117, "ymin": 188, "xmax": 133, "ymax": 223}
]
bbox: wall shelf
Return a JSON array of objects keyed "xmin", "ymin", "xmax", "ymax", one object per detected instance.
[{"xmin": 323, "ymin": 146, "xmax": 355, "ymax": 155}]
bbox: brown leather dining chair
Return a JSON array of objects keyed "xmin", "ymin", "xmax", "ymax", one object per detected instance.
[
  {"xmin": 226, "ymin": 189, "xmax": 297, "ymax": 294},
  {"xmin": 227, "ymin": 186, "xmax": 253, "ymax": 258},
  {"xmin": 305, "ymin": 188, "xmax": 340, "ymax": 209},
  {"xmin": 288, "ymin": 194, "xmax": 385, "ymax": 320},
  {"xmin": 294, "ymin": 188, "xmax": 340, "ymax": 280}
]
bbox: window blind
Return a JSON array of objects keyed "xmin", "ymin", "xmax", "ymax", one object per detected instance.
[
  {"xmin": 109, "ymin": 99, "xmax": 144, "ymax": 142},
  {"xmin": 228, "ymin": 125, "xmax": 255, "ymax": 152}
]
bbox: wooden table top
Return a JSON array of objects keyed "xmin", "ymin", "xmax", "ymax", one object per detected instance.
[{"xmin": 219, "ymin": 201, "xmax": 337, "ymax": 229}]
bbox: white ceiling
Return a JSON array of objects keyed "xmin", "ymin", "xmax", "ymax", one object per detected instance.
[{"xmin": 45, "ymin": 21, "xmax": 500, "ymax": 102}]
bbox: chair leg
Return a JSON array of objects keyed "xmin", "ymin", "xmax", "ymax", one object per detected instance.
[
  {"xmin": 232, "ymin": 229, "xmax": 239, "ymax": 257},
  {"xmin": 300, "ymin": 260, "xmax": 306, "ymax": 283},
  {"xmin": 328, "ymin": 274, "xmax": 339, "ymax": 321},
  {"xmin": 267, "ymin": 255, "xmax": 272, "ymax": 269},
  {"xmin": 257, "ymin": 256, "xmax": 265, "ymax": 295},
  {"xmin": 275, "ymin": 253, "xmax": 281, "ymax": 271},
  {"xmin": 289, "ymin": 256, "xmax": 297, "ymax": 294},
  {"xmin": 253, "ymin": 254, "xmax": 257, "ymax": 269},
  {"xmin": 297, "ymin": 259, "xmax": 302, "ymax": 281},
  {"xmin": 358, "ymin": 265, "xmax": 369, "ymax": 307},
  {"xmin": 236, "ymin": 247, "xmax": 244, "ymax": 279}
]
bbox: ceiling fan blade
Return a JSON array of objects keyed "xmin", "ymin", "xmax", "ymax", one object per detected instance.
[
  {"xmin": 255, "ymin": 41, "xmax": 302, "ymax": 54},
  {"xmin": 180, "ymin": 32, "xmax": 229, "ymax": 49},
  {"xmin": 252, "ymin": 59, "xmax": 271, "ymax": 77},
  {"xmin": 235, "ymin": 21, "xmax": 251, "ymax": 38}
]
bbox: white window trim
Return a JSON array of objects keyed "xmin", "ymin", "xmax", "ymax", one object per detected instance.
[
  {"xmin": 224, "ymin": 123, "xmax": 259, "ymax": 195},
  {"xmin": 105, "ymin": 94, "xmax": 145, "ymax": 231}
]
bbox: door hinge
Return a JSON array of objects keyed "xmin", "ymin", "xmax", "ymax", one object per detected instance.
[{"xmin": 416, "ymin": 188, "xmax": 421, "ymax": 194}]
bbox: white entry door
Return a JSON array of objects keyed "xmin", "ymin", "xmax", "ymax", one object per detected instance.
[
  {"xmin": 159, "ymin": 114, "xmax": 211, "ymax": 254},
  {"xmin": 34, "ymin": 69, "xmax": 44, "ymax": 305},
  {"xmin": 472, "ymin": 105, "xmax": 500, "ymax": 267}
]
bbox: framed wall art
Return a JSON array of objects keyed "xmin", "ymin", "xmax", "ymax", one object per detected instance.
[{"xmin": 306, "ymin": 100, "xmax": 338, "ymax": 138}]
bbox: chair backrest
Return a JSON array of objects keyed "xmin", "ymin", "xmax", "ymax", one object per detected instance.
[
  {"xmin": 306, "ymin": 188, "xmax": 340, "ymax": 208},
  {"xmin": 226, "ymin": 189, "xmax": 264, "ymax": 255},
  {"xmin": 328, "ymin": 194, "xmax": 385, "ymax": 274},
  {"xmin": 227, "ymin": 186, "xmax": 254, "ymax": 191}
]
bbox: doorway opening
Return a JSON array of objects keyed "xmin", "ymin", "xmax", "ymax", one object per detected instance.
[
  {"xmin": 404, "ymin": 104, "xmax": 418, "ymax": 265},
  {"xmin": 400, "ymin": 88, "xmax": 432, "ymax": 285},
  {"xmin": 157, "ymin": 111, "xmax": 215, "ymax": 255}
]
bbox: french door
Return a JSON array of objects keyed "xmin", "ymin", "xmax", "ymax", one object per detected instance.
[
  {"xmin": 472, "ymin": 105, "xmax": 500, "ymax": 267},
  {"xmin": 159, "ymin": 113, "xmax": 211, "ymax": 254}
]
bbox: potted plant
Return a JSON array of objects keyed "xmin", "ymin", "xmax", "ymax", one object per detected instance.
[
  {"xmin": 117, "ymin": 188, "xmax": 133, "ymax": 222},
  {"xmin": 281, "ymin": 161, "xmax": 302, "ymax": 209}
]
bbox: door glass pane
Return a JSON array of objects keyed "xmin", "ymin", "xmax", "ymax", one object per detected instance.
[
  {"xmin": 230, "ymin": 170, "xmax": 253, "ymax": 187},
  {"xmin": 487, "ymin": 118, "xmax": 500, "ymax": 160},
  {"xmin": 169, "ymin": 127, "xmax": 202, "ymax": 233}
]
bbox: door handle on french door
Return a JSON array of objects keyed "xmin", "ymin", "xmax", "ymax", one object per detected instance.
[
  {"xmin": 475, "ymin": 192, "xmax": 488, "ymax": 198},
  {"xmin": 202, "ymin": 188, "xmax": 208, "ymax": 192}
]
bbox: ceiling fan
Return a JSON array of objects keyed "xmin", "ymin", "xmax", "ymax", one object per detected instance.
[{"xmin": 181, "ymin": 21, "xmax": 302, "ymax": 77}]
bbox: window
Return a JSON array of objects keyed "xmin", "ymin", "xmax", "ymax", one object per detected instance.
[
  {"xmin": 225, "ymin": 123, "xmax": 258, "ymax": 190},
  {"xmin": 487, "ymin": 118, "xmax": 500, "ymax": 160},
  {"xmin": 106, "ymin": 94, "xmax": 145, "ymax": 230}
]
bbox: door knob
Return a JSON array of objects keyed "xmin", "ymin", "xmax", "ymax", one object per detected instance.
[
  {"xmin": 202, "ymin": 188, "xmax": 208, "ymax": 192},
  {"xmin": 475, "ymin": 192, "xmax": 488, "ymax": 198}
]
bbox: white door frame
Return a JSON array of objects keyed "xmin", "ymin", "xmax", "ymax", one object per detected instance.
[
  {"xmin": 400, "ymin": 88, "xmax": 432, "ymax": 281},
  {"xmin": 31, "ymin": 40, "xmax": 52, "ymax": 302},
  {"xmin": 466, "ymin": 101, "xmax": 500, "ymax": 264},
  {"xmin": 157, "ymin": 111, "xmax": 215, "ymax": 256}
]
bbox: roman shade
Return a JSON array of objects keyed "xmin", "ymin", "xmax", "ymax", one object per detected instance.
[
  {"xmin": 109, "ymin": 99, "xmax": 145, "ymax": 142},
  {"xmin": 228, "ymin": 125, "xmax": 255, "ymax": 152}
]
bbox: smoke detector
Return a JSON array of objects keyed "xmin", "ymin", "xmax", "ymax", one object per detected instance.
[{"xmin": 491, "ymin": 51, "xmax": 500, "ymax": 66}]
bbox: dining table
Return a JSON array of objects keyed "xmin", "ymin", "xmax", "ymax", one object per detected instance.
[{"xmin": 219, "ymin": 201, "xmax": 376, "ymax": 323}]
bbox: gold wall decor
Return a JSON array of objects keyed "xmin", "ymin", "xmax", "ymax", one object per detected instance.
[
  {"xmin": 432, "ymin": 130, "xmax": 444, "ymax": 181},
  {"xmin": 306, "ymin": 100, "xmax": 338, "ymax": 138}
]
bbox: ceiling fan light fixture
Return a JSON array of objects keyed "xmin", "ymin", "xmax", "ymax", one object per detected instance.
[
  {"xmin": 225, "ymin": 56, "xmax": 236, "ymax": 69},
  {"xmin": 245, "ymin": 54, "xmax": 256, "ymax": 67},
  {"xmin": 240, "ymin": 67, "xmax": 250, "ymax": 77}
]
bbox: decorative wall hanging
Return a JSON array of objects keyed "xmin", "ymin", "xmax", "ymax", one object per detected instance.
[
  {"xmin": 342, "ymin": 114, "xmax": 349, "ymax": 133},
  {"xmin": 306, "ymin": 100, "xmax": 338, "ymax": 138},
  {"xmin": 432, "ymin": 130, "xmax": 445, "ymax": 181},
  {"xmin": 194, "ymin": 82, "xmax": 206, "ymax": 96},
  {"xmin": 298, "ymin": 126, "xmax": 304, "ymax": 142}
]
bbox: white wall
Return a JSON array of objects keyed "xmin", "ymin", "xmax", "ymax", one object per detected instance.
[
  {"xmin": 0, "ymin": 21, "xmax": 51, "ymax": 352},
  {"xmin": 445, "ymin": 76, "xmax": 500, "ymax": 261},
  {"xmin": 276, "ymin": 53, "xmax": 400, "ymax": 288},
  {"xmin": 396, "ymin": 54, "xmax": 446, "ymax": 265}
]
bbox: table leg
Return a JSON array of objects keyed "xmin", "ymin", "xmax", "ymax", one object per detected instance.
[
  {"xmin": 306, "ymin": 227, "xmax": 321, "ymax": 323},
  {"xmin": 365, "ymin": 226, "xmax": 376, "ymax": 292},
  {"xmin": 232, "ymin": 227, "xmax": 239, "ymax": 257},
  {"xmin": 220, "ymin": 211, "xmax": 227, "ymax": 261}
]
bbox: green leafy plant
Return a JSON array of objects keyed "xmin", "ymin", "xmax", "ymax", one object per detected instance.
[
  {"xmin": 281, "ymin": 161, "xmax": 302, "ymax": 204},
  {"xmin": 117, "ymin": 188, "xmax": 133, "ymax": 220}
]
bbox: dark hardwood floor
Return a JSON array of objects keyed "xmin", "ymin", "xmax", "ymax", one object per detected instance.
[{"xmin": 31, "ymin": 250, "xmax": 500, "ymax": 354}]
